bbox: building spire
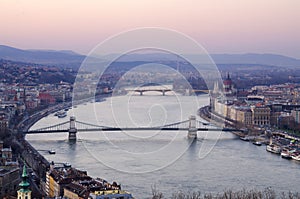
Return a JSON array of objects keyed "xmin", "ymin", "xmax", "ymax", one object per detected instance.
[
  {"xmin": 17, "ymin": 165, "xmax": 32, "ymax": 199},
  {"xmin": 22, "ymin": 165, "xmax": 28, "ymax": 178}
]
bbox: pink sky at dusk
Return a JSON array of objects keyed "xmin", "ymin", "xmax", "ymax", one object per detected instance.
[{"xmin": 1, "ymin": 0, "xmax": 300, "ymax": 58}]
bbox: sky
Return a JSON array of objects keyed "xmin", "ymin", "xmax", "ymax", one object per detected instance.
[{"xmin": 1, "ymin": 0, "xmax": 300, "ymax": 58}]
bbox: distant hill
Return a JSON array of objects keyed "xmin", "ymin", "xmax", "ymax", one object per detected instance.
[
  {"xmin": 0, "ymin": 45, "xmax": 86, "ymax": 68},
  {"xmin": 211, "ymin": 53, "xmax": 300, "ymax": 68},
  {"xmin": 1, "ymin": 45, "xmax": 300, "ymax": 69},
  {"xmin": 0, "ymin": 59, "xmax": 76, "ymax": 84},
  {"xmin": 100, "ymin": 53, "xmax": 300, "ymax": 68}
]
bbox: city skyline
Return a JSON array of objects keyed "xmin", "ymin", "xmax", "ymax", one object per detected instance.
[
  {"xmin": 1, "ymin": 1, "xmax": 300, "ymax": 198},
  {"xmin": 1, "ymin": 0, "xmax": 300, "ymax": 58}
]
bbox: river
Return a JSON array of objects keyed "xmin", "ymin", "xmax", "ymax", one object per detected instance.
[{"xmin": 27, "ymin": 94, "xmax": 300, "ymax": 198}]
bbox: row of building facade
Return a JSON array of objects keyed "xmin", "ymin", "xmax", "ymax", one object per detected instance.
[
  {"xmin": 0, "ymin": 141, "xmax": 20, "ymax": 198},
  {"xmin": 211, "ymin": 74, "xmax": 300, "ymax": 131},
  {"xmin": 46, "ymin": 163, "xmax": 133, "ymax": 199},
  {"xmin": 0, "ymin": 82, "xmax": 73, "ymax": 134}
]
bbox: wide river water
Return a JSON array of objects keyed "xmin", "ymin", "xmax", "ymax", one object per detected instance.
[{"xmin": 27, "ymin": 94, "xmax": 300, "ymax": 198}]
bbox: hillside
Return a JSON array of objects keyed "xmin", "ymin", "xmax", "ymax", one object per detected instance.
[
  {"xmin": 0, "ymin": 45, "xmax": 85, "ymax": 68},
  {"xmin": 1, "ymin": 45, "xmax": 300, "ymax": 69}
]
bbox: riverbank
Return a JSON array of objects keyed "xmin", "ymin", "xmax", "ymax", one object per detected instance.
[
  {"xmin": 10, "ymin": 95, "xmax": 111, "ymax": 197},
  {"xmin": 198, "ymin": 105, "xmax": 251, "ymax": 136},
  {"xmin": 198, "ymin": 105, "xmax": 300, "ymax": 147},
  {"xmin": 198, "ymin": 105, "xmax": 223, "ymax": 127},
  {"xmin": 10, "ymin": 101, "xmax": 73, "ymax": 196}
]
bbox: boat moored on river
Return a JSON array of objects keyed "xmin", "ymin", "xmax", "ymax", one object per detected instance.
[
  {"xmin": 55, "ymin": 110, "xmax": 67, "ymax": 118},
  {"xmin": 63, "ymin": 162, "xmax": 72, "ymax": 168},
  {"xmin": 266, "ymin": 144, "xmax": 281, "ymax": 154},
  {"xmin": 291, "ymin": 152, "xmax": 300, "ymax": 161},
  {"xmin": 253, "ymin": 141, "xmax": 262, "ymax": 146},
  {"xmin": 48, "ymin": 149, "xmax": 56, "ymax": 154},
  {"xmin": 240, "ymin": 136, "xmax": 250, "ymax": 141},
  {"xmin": 281, "ymin": 151, "xmax": 292, "ymax": 159},
  {"xmin": 280, "ymin": 147, "xmax": 296, "ymax": 159}
]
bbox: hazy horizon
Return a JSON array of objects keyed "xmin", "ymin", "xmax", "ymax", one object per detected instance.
[{"xmin": 1, "ymin": 1, "xmax": 300, "ymax": 58}]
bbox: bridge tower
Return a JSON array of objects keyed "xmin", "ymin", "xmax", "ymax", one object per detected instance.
[
  {"xmin": 188, "ymin": 115, "xmax": 197, "ymax": 139},
  {"xmin": 68, "ymin": 116, "xmax": 77, "ymax": 141}
]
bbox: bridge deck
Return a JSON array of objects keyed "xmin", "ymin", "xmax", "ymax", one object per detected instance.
[
  {"xmin": 24, "ymin": 117, "xmax": 244, "ymax": 137},
  {"xmin": 26, "ymin": 127, "xmax": 242, "ymax": 134}
]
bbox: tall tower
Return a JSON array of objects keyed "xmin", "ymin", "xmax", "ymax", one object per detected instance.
[
  {"xmin": 213, "ymin": 81, "xmax": 220, "ymax": 94},
  {"xmin": 223, "ymin": 73, "xmax": 233, "ymax": 95},
  {"xmin": 17, "ymin": 165, "xmax": 32, "ymax": 199}
]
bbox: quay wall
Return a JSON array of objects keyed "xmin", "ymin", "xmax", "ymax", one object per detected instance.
[
  {"xmin": 11, "ymin": 97, "xmax": 108, "ymax": 195},
  {"xmin": 198, "ymin": 105, "xmax": 236, "ymax": 128},
  {"xmin": 11, "ymin": 102, "xmax": 73, "ymax": 195},
  {"xmin": 198, "ymin": 105, "xmax": 247, "ymax": 137},
  {"xmin": 199, "ymin": 105, "xmax": 300, "ymax": 141}
]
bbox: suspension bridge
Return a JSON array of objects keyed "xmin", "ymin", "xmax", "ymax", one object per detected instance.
[{"xmin": 24, "ymin": 116, "xmax": 245, "ymax": 141}]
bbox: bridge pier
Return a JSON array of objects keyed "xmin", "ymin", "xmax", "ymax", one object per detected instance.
[
  {"xmin": 162, "ymin": 90, "xmax": 165, "ymax": 96},
  {"xmin": 68, "ymin": 116, "xmax": 77, "ymax": 141},
  {"xmin": 139, "ymin": 91, "xmax": 143, "ymax": 96},
  {"xmin": 187, "ymin": 115, "xmax": 197, "ymax": 139}
]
